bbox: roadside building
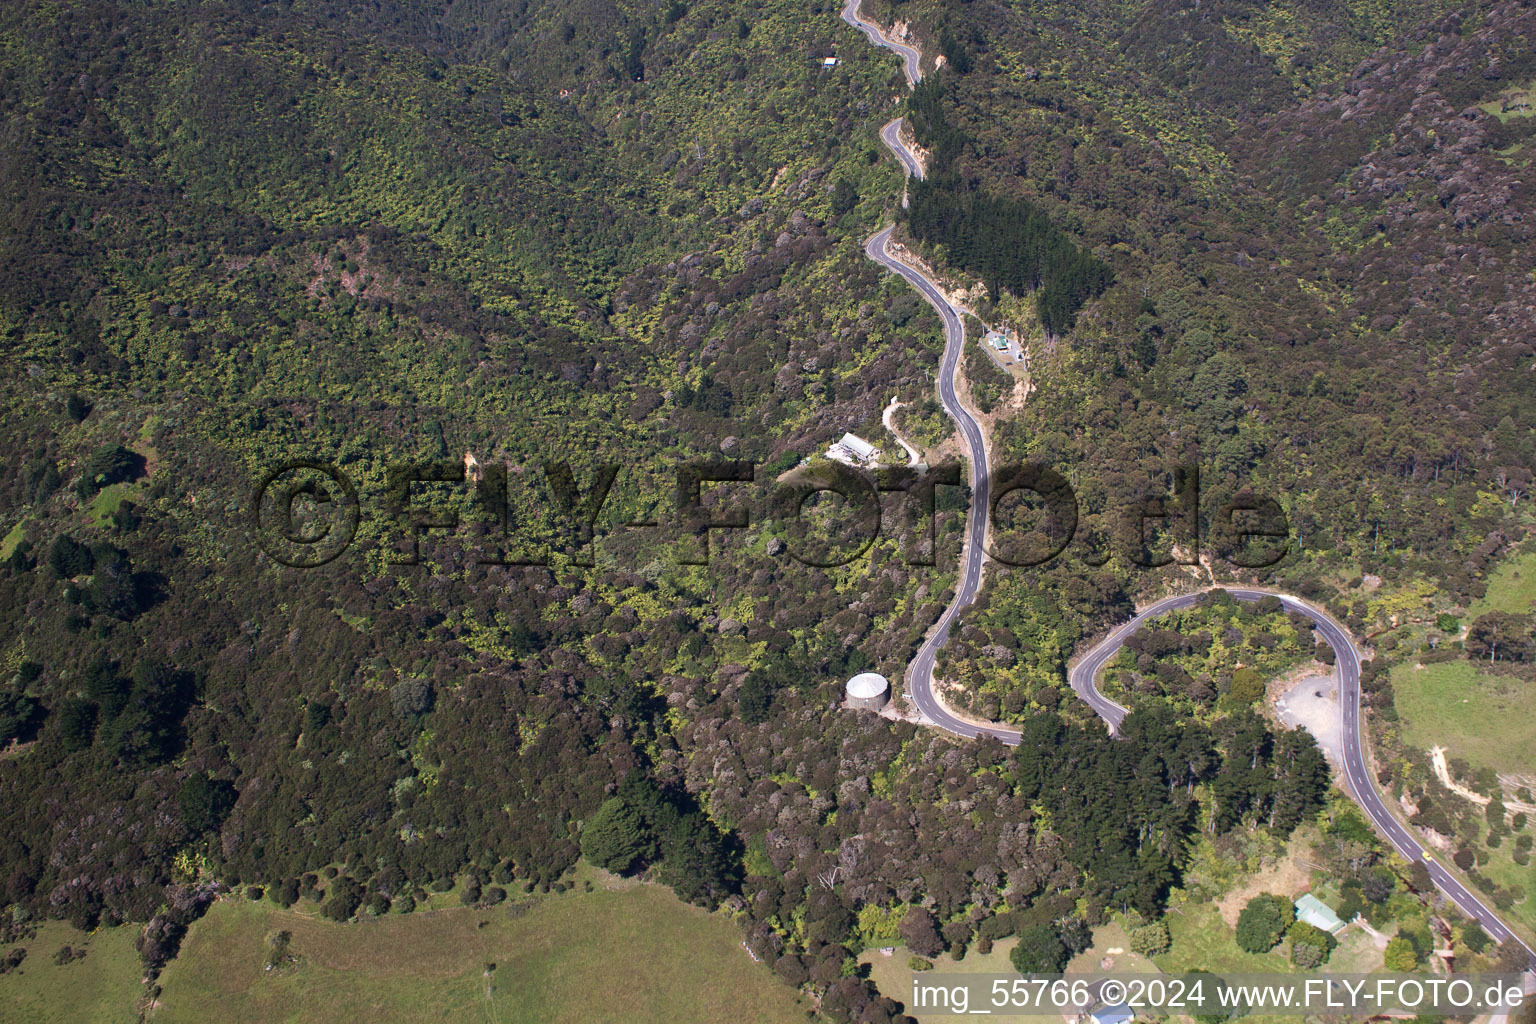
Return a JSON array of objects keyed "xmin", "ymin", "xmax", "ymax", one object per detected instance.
[
  {"xmin": 827, "ymin": 432, "xmax": 881, "ymax": 466},
  {"xmin": 1294, "ymin": 893, "xmax": 1346, "ymax": 935},
  {"xmin": 845, "ymin": 672, "xmax": 890, "ymax": 710},
  {"xmin": 840, "ymin": 432, "xmax": 877, "ymax": 461}
]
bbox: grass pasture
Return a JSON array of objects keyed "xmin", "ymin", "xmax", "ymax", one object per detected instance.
[
  {"xmin": 1468, "ymin": 549, "xmax": 1536, "ymax": 618},
  {"xmin": 1471, "ymin": 834, "xmax": 1536, "ymax": 937},
  {"xmin": 1478, "ymin": 80, "xmax": 1536, "ymax": 123},
  {"xmin": 1154, "ymin": 902, "xmax": 1292, "ymax": 977},
  {"xmin": 1158, "ymin": 896, "xmax": 1378, "ymax": 974},
  {"xmin": 0, "ymin": 918, "xmax": 145, "ymax": 1024},
  {"xmin": 861, "ymin": 937, "xmax": 1024, "ymax": 1024},
  {"xmin": 0, "ymin": 519, "xmax": 26, "ymax": 560},
  {"xmin": 1392, "ymin": 660, "xmax": 1536, "ymax": 776},
  {"xmin": 147, "ymin": 879, "xmax": 808, "ymax": 1024},
  {"xmin": 859, "ymin": 920, "xmax": 1163, "ymax": 1024}
]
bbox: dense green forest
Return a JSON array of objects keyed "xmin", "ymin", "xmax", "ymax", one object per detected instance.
[
  {"xmin": 906, "ymin": 173, "xmax": 1114, "ymax": 334},
  {"xmin": 1, "ymin": 0, "xmax": 1535, "ymax": 1020},
  {"xmin": 871, "ymin": 0, "xmax": 1536, "ymax": 729},
  {"xmin": 901, "ymin": 77, "xmax": 1113, "ymax": 334}
]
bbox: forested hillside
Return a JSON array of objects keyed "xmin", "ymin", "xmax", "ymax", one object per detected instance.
[
  {"xmin": 1, "ymin": 0, "xmax": 1534, "ymax": 1020},
  {"xmin": 866, "ymin": 0, "xmax": 1536, "ymax": 725}
]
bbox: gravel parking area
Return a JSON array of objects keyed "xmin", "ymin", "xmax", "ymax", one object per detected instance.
[{"xmin": 1274, "ymin": 672, "xmax": 1343, "ymax": 764}]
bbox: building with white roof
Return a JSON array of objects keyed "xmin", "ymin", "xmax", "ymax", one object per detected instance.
[
  {"xmin": 845, "ymin": 672, "xmax": 890, "ymax": 709},
  {"xmin": 827, "ymin": 432, "xmax": 880, "ymax": 467}
]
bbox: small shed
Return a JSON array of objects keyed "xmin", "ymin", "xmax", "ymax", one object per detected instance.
[
  {"xmin": 823, "ymin": 56, "xmax": 839, "ymax": 67},
  {"xmin": 1294, "ymin": 893, "xmax": 1346, "ymax": 934},
  {"xmin": 1090, "ymin": 1004, "xmax": 1135, "ymax": 1024}
]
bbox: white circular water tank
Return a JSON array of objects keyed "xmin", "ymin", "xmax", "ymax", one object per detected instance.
[{"xmin": 845, "ymin": 671, "xmax": 890, "ymax": 709}]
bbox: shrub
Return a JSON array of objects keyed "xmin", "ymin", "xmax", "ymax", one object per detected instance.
[
  {"xmin": 1287, "ymin": 921, "xmax": 1336, "ymax": 967},
  {"xmin": 56, "ymin": 696, "xmax": 98, "ymax": 752},
  {"xmin": 1010, "ymin": 924, "xmax": 1069, "ymax": 974},
  {"xmin": 78, "ymin": 444, "xmax": 142, "ymax": 495},
  {"xmin": 774, "ymin": 954, "xmax": 809, "ymax": 988},
  {"xmin": 1384, "ymin": 935, "xmax": 1418, "ymax": 971},
  {"xmin": 322, "ymin": 877, "xmax": 364, "ymax": 921},
  {"xmin": 1059, "ymin": 917, "xmax": 1093, "ymax": 955},
  {"xmin": 908, "ymin": 957, "xmax": 933, "ymax": 971},
  {"xmin": 1234, "ymin": 894, "xmax": 1288, "ymax": 954},
  {"xmin": 46, "ymin": 535, "xmax": 94, "ymax": 579},
  {"xmin": 1290, "ymin": 938, "xmax": 1326, "ymax": 968},
  {"xmin": 580, "ymin": 797, "xmax": 652, "ymax": 874},
  {"xmin": 899, "ymin": 907, "xmax": 944, "ymax": 958},
  {"xmin": 1229, "ymin": 668, "xmax": 1265, "ymax": 704},
  {"xmin": 179, "ymin": 772, "xmax": 236, "ymax": 836},
  {"xmin": 978, "ymin": 914, "xmax": 1016, "ymax": 942},
  {"xmin": 263, "ymin": 930, "xmax": 292, "ymax": 970},
  {"xmin": 1129, "ymin": 920, "xmax": 1171, "ymax": 957}
]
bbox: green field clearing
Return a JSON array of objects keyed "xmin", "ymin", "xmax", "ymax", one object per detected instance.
[
  {"xmin": 861, "ymin": 911, "xmax": 1384, "ymax": 1024},
  {"xmin": 859, "ymin": 921, "xmax": 1162, "ymax": 1024},
  {"xmin": 1064, "ymin": 920, "xmax": 1160, "ymax": 976},
  {"xmin": 0, "ymin": 520, "xmax": 26, "ymax": 560},
  {"xmin": 88, "ymin": 482, "xmax": 137, "ymax": 525},
  {"xmin": 1468, "ymin": 549, "xmax": 1536, "ymax": 617},
  {"xmin": 1478, "ymin": 81, "xmax": 1535, "ymax": 122},
  {"xmin": 1157, "ymin": 901, "xmax": 1380, "ymax": 979},
  {"xmin": 0, "ymin": 918, "xmax": 145, "ymax": 1024},
  {"xmin": 148, "ymin": 876, "xmax": 807, "ymax": 1024},
  {"xmin": 1472, "ymin": 836, "xmax": 1536, "ymax": 937},
  {"xmin": 1154, "ymin": 902, "xmax": 1293, "ymax": 977},
  {"xmin": 1392, "ymin": 660, "xmax": 1536, "ymax": 776},
  {"xmin": 861, "ymin": 937, "xmax": 1024, "ymax": 1024}
]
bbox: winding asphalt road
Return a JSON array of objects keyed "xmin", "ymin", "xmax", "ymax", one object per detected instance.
[
  {"xmin": 866, "ymin": 225, "xmax": 1004, "ymax": 742},
  {"xmin": 847, "ymin": 0, "xmax": 1005, "ymax": 742},
  {"xmin": 844, "ymin": 1, "xmax": 1535, "ymax": 965},
  {"xmin": 841, "ymin": 0, "xmax": 922, "ymax": 87},
  {"xmin": 1076, "ymin": 588, "xmax": 1535, "ymax": 964},
  {"xmin": 880, "ymin": 118, "xmax": 924, "ymax": 180}
]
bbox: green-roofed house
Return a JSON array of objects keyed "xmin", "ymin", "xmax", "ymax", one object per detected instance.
[{"xmin": 1294, "ymin": 893, "xmax": 1346, "ymax": 935}]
